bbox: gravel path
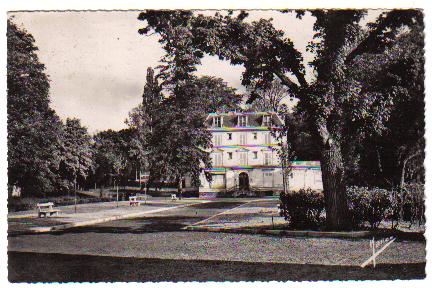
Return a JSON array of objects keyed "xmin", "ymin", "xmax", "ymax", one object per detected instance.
[
  {"xmin": 190, "ymin": 199, "xmax": 287, "ymax": 229},
  {"xmin": 8, "ymin": 199, "xmax": 205, "ymax": 233},
  {"xmin": 9, "ymin": 229, "xmax": 425, "ymax": 266}
]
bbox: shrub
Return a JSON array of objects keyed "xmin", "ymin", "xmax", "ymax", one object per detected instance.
[
  {"xmin": 379, "ymin": 183, "xmax": 425, "ymax": 229},
  {"xmin": 279, "ymin": 188, "xmax": 325, "ymax": 229},
  {"xmin": 400, "ymin": 183, "xmax": 425, "ymax": 227},
  {"xmin": 346, "ymin": 186, "xmax": 391, "ymax": 229},
  {"xmin": 386, "ymin": 189, "xmax": 403, "ymax": 229}
]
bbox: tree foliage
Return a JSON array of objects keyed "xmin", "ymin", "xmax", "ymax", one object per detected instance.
[
  {"xmin": 93, "ymin": 129, "xmax": 134, "ymax": 187},
  {"xmin": 126, "ymin": 67, "xmax": 163, "ymax": 185},
  {"xmin": 341, "ymin": 15, "xmax": 425, "ymax": 188},
  {"xmin": 7, "ymin": 19, "xmax": 64, "ymax": 196},
  {"xmin": 58, "ymin": 118, "xmax": 94, "ymax": 192},
  {"xmin": 246, "ymin": 79, "xmax": 291, "ymax": 112},
  {"xmin": 193, "ymin": 76, "xmax": 242, "ymax": 113},
  {"xmin": 144, "ymin": 83, "xmax": 213, "ymax": 189}
]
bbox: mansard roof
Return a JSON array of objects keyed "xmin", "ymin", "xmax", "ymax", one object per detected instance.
[{"xmin": 204, "ymin": 111, "xmax": 283, "ymax": 128}]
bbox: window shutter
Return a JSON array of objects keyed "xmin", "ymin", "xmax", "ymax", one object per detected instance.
[
  {"xmin": 214, "ymin": 153, "xmax": 222, "ymax": 166},
  {"xmin": 215, "ymin": 135, "xmax": 222, "ymax": 146},
  {"xmin": 239, "ymin": 153, "xmax": 247, "ymax": 165},
  {"xmin": 264, "ymin": 153, "xmax": 272, "ymax": 165},
  {"xmin": 240, "ymin": 133, "xmax": 247, "ymax": 145},
  {"xmin": 264, "ymin": 133, "xmax": 271, "ymax": 144}
]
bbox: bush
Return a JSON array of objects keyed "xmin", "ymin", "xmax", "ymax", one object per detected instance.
[
  {"xmin": 386, "ymin": 189, "xmax": 403, "ymax": 229},
  {"xmin": 397, "ymin": 183, "xmax": 425, "ymax": 227},
  {"xmin": 279, "ymin": 188, "xmax": 325, "ymax": 229},
  {"xmin": 346, "ymin": 186, "xmax": 391, "ymax": 229}
]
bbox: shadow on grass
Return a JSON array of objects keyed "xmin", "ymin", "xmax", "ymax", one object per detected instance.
[
  {"xmin": 193, "ymin": 201, "xmax": 246, "ymax": 209},
  {"xmin": 8, "ymin": 216, "xmax": 205, "ymax": 237},
  {"xmin": 8, "ymin": 251, "xmax": 425, "ymax": 282}
]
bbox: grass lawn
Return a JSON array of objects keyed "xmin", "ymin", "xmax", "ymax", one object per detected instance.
[{"xmin": 8, "ymin": 251, "xmax": 425, "ymax": 282}]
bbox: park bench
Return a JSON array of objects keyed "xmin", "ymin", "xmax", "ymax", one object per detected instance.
[
  {"xmin": 37, "ymin": 202, "xmax": 61, "ymax": 218},
  {"xmin": 129, "ymin": 195, "xmax": 148, "ymax": 206},
  {"xmin": 171, "ymin": 194, "xmax": 178, "ymax": 201}
]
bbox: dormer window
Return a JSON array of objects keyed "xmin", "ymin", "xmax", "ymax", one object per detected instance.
[
  {"xmin": 213, "ymin": 116, "xmax": 222, "ymax": 127},
  {"xmin": 262, "ymin": 115, "xmax": 271, "ymax": 126},
  {"xmin": 238, "ymin": 115, "xmax": 247, "ymax": 126}
]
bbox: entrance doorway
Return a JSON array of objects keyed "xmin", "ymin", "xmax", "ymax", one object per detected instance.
[
  {"xmin": 238, "ymin": 172, "xmax": 250, "ymax": 191},
  {"xmin": 263, "ymin": 171, "xmax": 273, "ymax": 188}
]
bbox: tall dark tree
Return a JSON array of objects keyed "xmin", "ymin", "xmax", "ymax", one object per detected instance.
[
  {"xmin": 127, "ymin": 67, "xmax": 163, "ymax": 190},
  {"xmin": 7, "ymin": 19, "xmax": 64, "ymax": 197},
  {"xmin": 137, "ymin": 17, "xmax": 215, "ymax": 195},
  {"xmin": 139, "ymin": 9, "xmax": 423, "ymax": 230},
  {"xmin": 58, "ymin": 118, "xmax": 94, "ymax": 192},
  {"xmin": 149, "ymin": 91, "xmax": 213, "ymax": 195},
  {"xmin": 93, "ymin": 129, "xmax": 132, "ymax": 188}
]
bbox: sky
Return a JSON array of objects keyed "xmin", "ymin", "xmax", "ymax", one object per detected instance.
[{"xmin": 9, "ymin": 10, "xmax": 381, "ymax": 134}]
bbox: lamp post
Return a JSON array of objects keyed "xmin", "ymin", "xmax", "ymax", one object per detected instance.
[
  {"xmin": 115, "ymin": 176, "xmax": 119, "ymax": 207},
  {"xmin": 75, "ymin": 155, "xmax": 81, "ymax": 213},
  {"xmin": 74, "ymin": 174, "xmax": 77, "ymax": 213},
  {"xmin": 116, "ymin": 180, "xmax": 119, "ymax": 207}
]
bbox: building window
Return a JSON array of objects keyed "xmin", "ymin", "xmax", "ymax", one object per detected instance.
[
  {"xmin": 214, "ymin": 116, "xmax": 222, "ymax": 127},
  {"xmin": 210, "ymin": 174, "xmax": 225, "ymax": 189},
  {"xmin": 262, "ymin": 115, "xmax": 271, "ymax": 126},
  {"xmin": 238, "ymin": 115, "xmax": 247, "ymax": 126},
  {"xmin": 214, "ymin": 153, "xmax": 223, "ymax": 166},
  {"xmin": 239, "ymin": 152, "xmax": 248, "ymax": 165},
  {"xmin": 228, "ymin": 133, "xmax": 232, "ymax": 140},
  {"xmin": 253, "ymin": 132, "xmax": 257, "ymax": 140},
  {"xmin": 264, "ymin": 133, "xmax": 271, "ymax": 144},
  {"xmin": 228, "ymin": 152, "xmax": 233, "ymax": 160},
  {"xmin": 264, "ymin": 153, "xmax": 272, "ymax": 165},
  {"xmin": 214, "ymin": 134, "xmax": 222, "ymax": 146},
  {"xmin": 239, "ymin": 133, "xmax": 247, "ymax": 145},
  {"xmin": 253, "ymin": 151, "xmax": 258, "ymax": 159}
]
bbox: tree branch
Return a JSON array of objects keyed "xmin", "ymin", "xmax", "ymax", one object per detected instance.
[
  {"xmin": 273, "ymin": 70, "xmax": 301, "ymax": 97},
  {"xmin": 345, "ymin": 10, "xmax": 422, "ymax": 64}
]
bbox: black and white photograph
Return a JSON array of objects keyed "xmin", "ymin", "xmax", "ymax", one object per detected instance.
[{"xmin": 4, "ymin": 1, "xmax": 430, "ymax": 285}]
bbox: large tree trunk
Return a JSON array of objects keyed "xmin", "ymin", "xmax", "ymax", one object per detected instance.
[{"xmin": 318, "ymin": 122, "xmax": 351, "ymax": 231}]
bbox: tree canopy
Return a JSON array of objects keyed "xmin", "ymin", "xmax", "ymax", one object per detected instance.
[
  {"xmin": 7, "ymin": 19, "xmax": 64, "ymax": 196},
  {"xmin": 192, "ymin": 76, "xmax": 242, "ymax": 113},
  {"xmin": 58, "ymin": 118, "xmax": 94, "ymax": 192}
]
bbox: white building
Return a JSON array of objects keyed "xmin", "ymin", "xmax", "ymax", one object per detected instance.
[{"xmin": 198, "ymin": 111, "xmax": 323, "ymax": 198}]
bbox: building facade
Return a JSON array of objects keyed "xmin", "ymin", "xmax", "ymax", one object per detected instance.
[{"xmin": 198, "ymin": 111, "xmax": 323, "ymax": 198}]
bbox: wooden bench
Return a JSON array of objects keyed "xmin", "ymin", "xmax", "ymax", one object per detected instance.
[
  {"xmin": 37, "ymin": 202, "xmax": 61, "ymax": 218},
  {"xmin": 171, "ymin": 194, "xmax": 178, "ymax": 201},
  {"xmin": 129, "ymin": 195, "xmax": 148, "ymax": 206}
]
